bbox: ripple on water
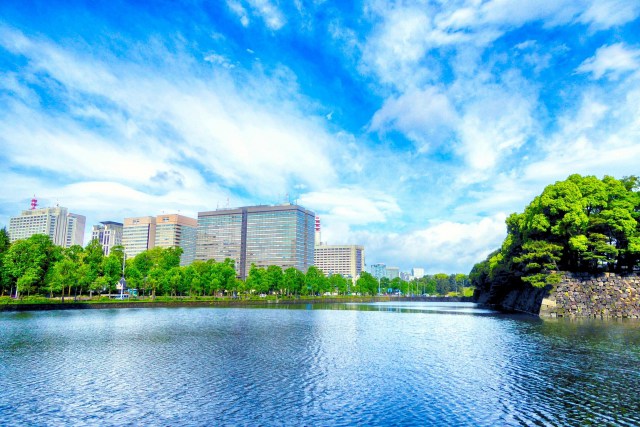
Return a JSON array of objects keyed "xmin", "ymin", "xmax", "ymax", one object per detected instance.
[{"xmin": 1, "ymin": 305, "xmax": 639, "ymax": 426}]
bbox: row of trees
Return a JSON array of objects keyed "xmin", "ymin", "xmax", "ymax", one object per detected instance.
[
  {"xmin": 470, "ymin": 175, "xmax": 640, "ymax": 295},
  {"xmin": 0, "ymin": 229, "xmax": 470, "ymax": 299}
]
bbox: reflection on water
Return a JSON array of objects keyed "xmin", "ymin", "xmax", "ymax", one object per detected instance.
[{"xmin": 1, "ymin": 302, "xmax": 638, "ymax": 426}]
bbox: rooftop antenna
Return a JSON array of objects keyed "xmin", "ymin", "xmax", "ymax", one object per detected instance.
[{"xmin": 30, "ymin": 194, "xmax": 38, "ymax": 210}]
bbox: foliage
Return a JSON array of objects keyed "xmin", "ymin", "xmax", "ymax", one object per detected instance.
[{"xmin": 470, "ymin": 174, "xmax": 640, "ymax": 294}]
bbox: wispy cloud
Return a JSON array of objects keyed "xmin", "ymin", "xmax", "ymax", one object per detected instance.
[
  {"xmin": 576, "ymin": 43, "xmax": 640, "ymax": 80},
  {"xmin": 1, "ymin": 1, "xmax": 639, "ymax": 274}
]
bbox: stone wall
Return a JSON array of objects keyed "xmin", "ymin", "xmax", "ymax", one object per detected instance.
[
  {"xmin": 485, "ymin": 272, "xmax": 640, "ymax": 318},
  {"xmin": 540, "ymin": 272, "xmax": 640, "ymax": 318}
]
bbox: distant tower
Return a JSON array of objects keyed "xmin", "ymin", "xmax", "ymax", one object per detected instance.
[
  {"xmin": 30, "ymin": 195, "xmax": 38, "ymax": 210},
  {"xmin": 315, "ymin": 216, "xmax": 322, "ymax": 246}
]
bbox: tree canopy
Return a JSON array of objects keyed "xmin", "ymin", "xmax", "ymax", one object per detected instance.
[{"xmin": 470, "ymin": 174, "xmax": 640, "ymax": 294}]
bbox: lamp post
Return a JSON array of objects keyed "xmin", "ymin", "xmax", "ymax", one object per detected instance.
[{"xmin": 119, "ymin": 252, "xmax": 126, "ymax": 299}]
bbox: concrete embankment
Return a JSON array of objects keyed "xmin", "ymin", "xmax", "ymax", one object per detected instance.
[{"xmin": 1, "ymin": 296, "xmax": 474, "ymax": 312}]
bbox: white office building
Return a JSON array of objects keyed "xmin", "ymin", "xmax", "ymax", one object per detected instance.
[{"xmin": 9, "ymin": 205, "xmax": 85, "ymax": 247}]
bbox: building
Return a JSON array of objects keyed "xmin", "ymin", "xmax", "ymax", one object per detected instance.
[
  {"xmin": 66, "ymin": 213, "xmax": 86, "ymax": 247},
  {"xmin": 8, "ymin": 202, "xmax": 85, "ymax": 248},
  {"xmin": 91, "ymin": 221, "xmax": 124, "ymax": 256},
  {"xmin": 386, "ymin": 267, "xmax": 400, "ymax": 280},
  {"xmin": 155, "ymin": 214, "xmax": 198, "ymax": 266},
  {"xmin": 412, "ymin": 267, "xmax": 425, "ymax": 279},
  {"xmin": 122, "ymin": 216, "xmax": 156, "ymax": 259},
  {"xmin": 314, "ymin": 244, "xmax": 365, "ymax": 282},
  {"xmin": 196, "ymin": 204, "xmax": 315, "ymax": 279},
  {"xmin": 370, "ymin": 263, "xmax": 386, "ymax": 281}
]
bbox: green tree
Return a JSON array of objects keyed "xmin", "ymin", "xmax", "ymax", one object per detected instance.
[
  {"xmin": 4, "ymin": 234, "xmax": 60, "ymax": 297},
  {"xmin": 283, "ymin": 267, "xmax": 305, "ymax": 296},
  {"xmin": 246, "ymin": 264, "xmax": 268, "ymax": 295},
  {"xmin": 304, "ymin": 266, "xmax": 327, "ymax": 295},
  {"xmin": 266, "ymin": 265, "xmax": 284, "ymax": 295},
  {"xmin": 0, "ymin": 228, "xmax": 11, "ymax": 296},
  {"xmin": 329, "ymin": 274, "xmax": 348, "ymax": 295},
  {"xmin": 356, "ymin": 271, "xmax": 378, "ymax": 296},
  {"xmin": 434, "ymin": 273, "xmax": 450, "ymax": 295},
  {"xmin": 471, "ymin": 174, "xmax": 640, "ymax": 301}
]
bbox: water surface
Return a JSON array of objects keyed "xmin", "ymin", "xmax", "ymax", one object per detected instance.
[{"xmin": 1, "ymin": 302, "xmax": 639, "ymax": 426}]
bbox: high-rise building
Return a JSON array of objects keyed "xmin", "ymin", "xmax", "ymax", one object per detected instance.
[
  {"xmin": 196, "ymin": 204, "xmax": 315, "ymax": 279},
  {"xmin": 314, "ymin": 216, "xmax": 321, "ymax": 246},
  {"xmin": 122, "ymin": 216, "xmax": 156, "ymax": 259},
  {"xmin": 91, "ymin": 221, "xmax": 124, "ymax": 256},
  {"xmin": 411, "ymin": 267, "xmax": 425, "ymax": 279},
  {"xmin": 9, "ymin": 204, "xmax": 85, "ymax": 248},
  {"xmin": 386, "ymin": 267, "xmax": 400, "ymax": 279},
  {"xmin": 155, "ymin": 214, "xmax": 198, "ymax": 266},
  {"xmin": 66, "ymin": 213, "xmax": 86, "ymax": 247},
  {"xmin": 314, "ymin": 244, "xmax": 365, "ymax": 282},
  {"xmin": 370, "ymin": 263, "xmax": 386, "ymax": 281}
]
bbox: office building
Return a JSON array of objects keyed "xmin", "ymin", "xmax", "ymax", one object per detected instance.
[
  {"xmin": 9, "ymin": 203, "xmax": 85, "ymax": 248},
  {"xmin": 370, "ymin": 263, "xmax": 387, "ymax": 281},
  {"xmin": 314, "ymin": 244, "xmax": 364, "ymax": 282},
  {"xmin": 155, "ymin": 214, "xmax": 198, "ymax": 266},
  {"xmin": 122, "ymin": 216, "xmax": 156, "ymax": 258},
  {"xmin": 66, "ymin": 213, "xmax": 86, "ymax": 247},
  {"xmin": 197, "ymin": 204, "xmax": 315, "ymax": 279},
  {"xmin": 386, "ymin": 266, "xmax": 400, "ymax": 280},
  {"xmin": 91, "ymin": 221, "xmax": 124, "ymax": 256},
  {"xmin": 412, "ymin": 267, "xmax": 425, "ymax": 279}
]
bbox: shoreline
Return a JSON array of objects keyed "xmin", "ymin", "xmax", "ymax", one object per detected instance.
[{"xmin": 0, "ymin": 296, "xmax": 474, "ymax": 312}]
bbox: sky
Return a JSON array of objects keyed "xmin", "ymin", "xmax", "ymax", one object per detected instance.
[{"xmin": 1, "ymin": 1, "xmax": 639, "ymax": 274}]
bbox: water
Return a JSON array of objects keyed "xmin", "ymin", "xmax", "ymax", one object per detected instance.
[{"xmin": 1, "ymin": 302, "xmax": 639, "ymax": 426}]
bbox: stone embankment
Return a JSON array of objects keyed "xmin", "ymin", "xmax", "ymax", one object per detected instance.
[{"xmin": 489, "ymin": 272, "xmax": 640, "ymax": 318}]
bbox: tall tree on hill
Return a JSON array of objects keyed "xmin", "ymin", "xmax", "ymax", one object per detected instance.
[{"xmin": 471, "ymin": 174, "xmax": 640, "ymax": 292}]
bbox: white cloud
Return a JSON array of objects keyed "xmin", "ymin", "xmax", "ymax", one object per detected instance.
[
  {"xmin": 227, "ymin": 1, "xmax": 250, "ymax": 27},
  {"xmin": 456, "ymin": 90, "xmax": 535, "ymax": 174},
  {"xmin": 577, "ymin": 0, "xmax": 640, "ymax": 30},
  {"xmin": 370, "ymin": 86, "xmax": 458, "ymax": 151},
  {"xmin": 227, "ymin": 0, "xmax": 285, "ymax": 30},
  {"xmin": 0, "ymin": 26, "xmax": 356, "ymax": 243},
  {"xmin": 576, "ymin": 43, "xmax": 640, "ymax": 80},
  {"xmin": 0, "ymin": 26, "xmax": 344, "ymax": 196},
  {"xmin": 204, "ymin": 53, "xmax": 235, "ymax": 68},
  {"xmin": 299, "ymin": 187, "xmax": 400, "ymax": 227},
  {"xmin": 354, "ymin": 213, "xmax": 508, "ymax": 273},
  {"xmin": 360, "ymin": 0, "xmax": 639, "ymax": 90},
  {"xmin": 246, "ymin": 0, "xmax": 286, "ymax": 30}
]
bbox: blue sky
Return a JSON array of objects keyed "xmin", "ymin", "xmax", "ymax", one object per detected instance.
[{"xmin": 1, "ymin": 1, "xmax": 639, "ymax": 274}]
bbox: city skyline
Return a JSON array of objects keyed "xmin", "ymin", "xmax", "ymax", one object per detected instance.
[{"xmin": 1, "ymin": 1, "xmax": 639, "ymax": 273}]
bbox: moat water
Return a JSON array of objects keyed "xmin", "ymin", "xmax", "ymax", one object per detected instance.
[{"xmin": 1, "ymin": 302, "xmax": 639, "ymax": 426}]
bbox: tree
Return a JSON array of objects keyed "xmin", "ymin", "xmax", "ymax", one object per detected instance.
[
  {"xmin": 266, "ymin": 265, "xmax": 284, "ymax": 294},
  {"xmin": 246, "ymin": 264, "xmax": 268, "ymax": 295},
  {"xmin": 356, "ymin": 271, "xmax": 378, "ymax": 296},
  {"xmin": 305, "ymin": 266, "xmax": 327, "ymax": 295},
  {"xmin": 4, "ymin": 234, "xmax": 60, "ymax": 297},
  {"xmin": 471, "ymin": 174, "xmax": 640, "ymax": 300},
  {"xmin": 284, "ymin": 267, "xmax": 305, "ymax": 296},
  {"xmin": 329, "ymin": 274, "xmax": 348, "ymax": 295},
  {"xmin": 0, "ymin": 228, "xmax": 11, "ymax": 296},
  {"xmin": 434, "ymin": 273, "xmax": 450, "ymax": 295}
]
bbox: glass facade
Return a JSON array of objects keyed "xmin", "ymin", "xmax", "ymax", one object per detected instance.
[
  {"xmin": 197, "ymin": 205, "xmax": 315, "ymax": 279},
  {"xmin": 196, "ymin": 211, "xmax": 243, "ymax": 267},
  {"xmin": 156, "ymin": 219, "xmax": 197, "ymax": 267}
]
